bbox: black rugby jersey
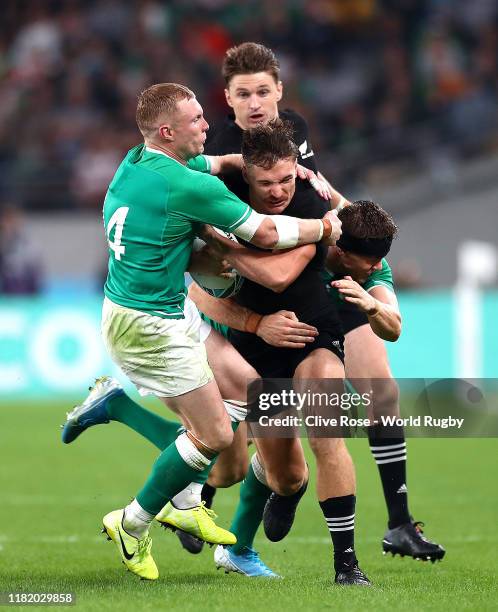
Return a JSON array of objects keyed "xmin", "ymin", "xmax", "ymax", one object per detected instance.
[
  {"xmin": 232, "ymin": 184, "xmax": 339, "ymax": 326},
  {"xmin": 205, "ymin": 108, "xmax": 318, "ymax": 203}
]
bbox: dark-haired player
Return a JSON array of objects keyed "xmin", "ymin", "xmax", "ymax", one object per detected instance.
[
  {"xmin": 206, "ymin": 42, "xmax": 343, "ymax": 206},
  {"xmin": 192, "ymin": 40, "xmax": 347, "ymax": 539},
  {"xmin": 197, "ymin": 42, "xmax": 444, "ymax": 566},
  {"xmin": 198, "ymin": 121, "xmax": 370, "ymax": 585},
  {"xmin": 322, "ymin": 206, "xmax": 445, "ymax": 563}
]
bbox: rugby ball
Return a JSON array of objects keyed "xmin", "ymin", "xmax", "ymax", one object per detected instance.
[{"xmin": 190, "ymin": 228, "xmax": 244, "ymax": 298}]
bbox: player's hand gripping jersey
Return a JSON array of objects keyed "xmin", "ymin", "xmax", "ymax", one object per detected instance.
[
  {"xmin": 322, "ymin": 259, "xmax": 395, "ymax": 305},
  {"xmin": 322, "ymin": 259, "xmax": 395, "ymax": 334}
]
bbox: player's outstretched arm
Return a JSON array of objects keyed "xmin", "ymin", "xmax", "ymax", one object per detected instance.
[
  {"xmin": 188, "ymin": 283, "xmax": 317, "ymax": 348},
  {"xmin": 316, "ymin": 171, "xmax": 351, "ymax": 211},
  {"xmin": 200, "ymin": 228, "xmax": 316, "ymax": 293},
  {"xmin": 331, "ymin": 277, "xmax": 402, "ymax": 341},
  {"xmin": 324, "ymin": 181, "xmax": 350, "ymax": 212},
  {"xmin": 235, "ymin": 209, "xmax": 342, "ymax": 250}
]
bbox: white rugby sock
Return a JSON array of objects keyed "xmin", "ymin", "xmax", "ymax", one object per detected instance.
[
  {"xmin": 123, "ymin": 498, "xmax": 155, "ymax": 539},
  {"xmin": 175, "ymin": 431, "xmax": 212, "ymax": 470},
  {"xmin": 251, "ymin": 453, "xmax": 268, "ymax": 486},
  {"xmin": 171, "ymin": 482, "xmax": 203, "ymax": 510}
]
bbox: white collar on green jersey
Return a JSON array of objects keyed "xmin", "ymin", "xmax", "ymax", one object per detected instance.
[{"xmin": 145, "ymin": 145, "xmax": 185, "ymax": 166}]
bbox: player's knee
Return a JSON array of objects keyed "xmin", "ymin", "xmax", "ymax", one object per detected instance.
[
  {"xmin": 371, "ymin": 377, "xmax": 399, "ymax": 418},
  {"xmin": 228, "ymin": 366, "xmax": 259, "ymax": 402},
  {"xmin": 205, "ymin": 426, "xmax": 234, "ymax": 453},
  {"xmin": 217, "ymin": 427, "xmax": 234, "ymax": 452},
  {"xmin": 267, "ymin": 465, "xmax": 306, "ymax": 496},
  {"xmin": 309, "ymin": 437, "xmax": 347, "ymax": 463},
  {"xmin": 209, "ymin": 461, "xmax": 248, "ymax": 488}
]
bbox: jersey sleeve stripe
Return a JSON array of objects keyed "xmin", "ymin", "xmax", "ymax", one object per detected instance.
[
  {"xmin": 227, "ymin": 206, "xmax": 252, "ymax": 231},
  {"xmin": 366, "ymin": 281, "xmax": 394, "ymax": 292},
  {"xmin": 203, "ymin": 155, "xmax": 212, "ymax": 174}
]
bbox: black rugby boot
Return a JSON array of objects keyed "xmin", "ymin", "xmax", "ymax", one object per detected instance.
[
  {"xmin": 334, "ymin": 554, "xmax": 371, "ymax": 586},
  {"xmin": 175, "ymin": 485, "xmax": 218, "ymax": 554},
  {"xmin": 263, "ymin": 479, "xmax": 308, "ymax": 542},
  {"xmin": 176, "ymin": 529, "xmax": 204, "ymax": 554},
  {"xmin": 382, "ymin": 520, "xmax": 445, "ymax": 562}
]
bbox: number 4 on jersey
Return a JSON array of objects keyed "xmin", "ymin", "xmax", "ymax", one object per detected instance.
[{"xmin": 106, "ymin": 206, "xmax": 129, "ymax": 260}]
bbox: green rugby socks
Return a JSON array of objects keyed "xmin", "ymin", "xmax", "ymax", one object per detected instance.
[
  {"xmin": 230, "ymin": 454, "xmax": 271, "ymax": 553},
  {"xmin": 136, "ymin": 432, "xmax": 214, "ymax": 515},
  {"xmin": 107, "ymin": 393, "xmax": 181, "ymax": 451}
]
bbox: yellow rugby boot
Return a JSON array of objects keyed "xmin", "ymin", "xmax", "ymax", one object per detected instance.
[
  {"xmin": 102, "ymin": 509, "xmax": 159, "ymax": 580},
  {"xmin": 156, "ymin": 502, "xmax": 236, "ymax": 546}
]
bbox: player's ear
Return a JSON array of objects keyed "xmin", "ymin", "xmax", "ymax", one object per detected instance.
[
  {"xmin": 276, "ymin": 80, "xmax": 283, "ymax": 102},
  {"xmin": 224, "ymin": 88, "xmax": 234, "ymax": 109},
  {"xmin": 159, "ymin": 124, "xmax": 174, "ymax": 143},
  {"xmin": 242, "ymin": 165, "xmax": 249, "ymax": 184}
]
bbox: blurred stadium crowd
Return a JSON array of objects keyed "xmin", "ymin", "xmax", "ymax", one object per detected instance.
[{"xmin": 0, "ymin": 0, "xmax": 497, "ymax": 213}]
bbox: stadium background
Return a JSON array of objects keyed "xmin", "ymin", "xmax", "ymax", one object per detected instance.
[{"xmin": 1, "ymin": 1, "xmax": 497, "ymax": 610}]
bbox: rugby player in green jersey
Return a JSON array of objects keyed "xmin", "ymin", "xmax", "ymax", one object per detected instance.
[{"xmin": 68, "ymin": 83, "xmax": 342, "ymax": 581}]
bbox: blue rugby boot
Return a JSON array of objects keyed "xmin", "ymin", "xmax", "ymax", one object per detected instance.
[
  {"xmin": 214, "ymin": 545, "xmax": 280, "ymax": 578},
  {"xmin": 61, "ymin": 376, "xmax": 124, "ymax": 444}
]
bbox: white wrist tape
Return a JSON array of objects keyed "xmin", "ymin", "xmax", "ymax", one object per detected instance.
[
  {"xmin": 234, "ymin": 209, "xmax": 301, "ymax": 249},
  {"xmin": 233, "ymin": 209, "xmax": 266, "ymax": 242},
  {"xmin": 271, "ymin": 214, "xmax": 300, "ymax": 248}
]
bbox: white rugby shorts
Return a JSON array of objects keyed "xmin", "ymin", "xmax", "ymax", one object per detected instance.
[{"xmin": 101, "ymin": 296, "xmax": 213, "ymax": 397}]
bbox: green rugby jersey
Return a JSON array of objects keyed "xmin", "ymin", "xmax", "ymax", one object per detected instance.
[
  {"xmin": 200, "ymin": 312, "xmax": 230, "ymax": 339},
  {"xmin": 322, "ymin": 258, "xmax": 394, "ymax": 304},
  {"xmin": 103, "ymin": 145, "xmax": 252, "ymax": 318}
]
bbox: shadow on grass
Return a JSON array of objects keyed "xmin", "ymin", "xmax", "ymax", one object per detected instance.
[{"xmin": 2, "ymin": 569, "xmax": 242, "ymax": 591}]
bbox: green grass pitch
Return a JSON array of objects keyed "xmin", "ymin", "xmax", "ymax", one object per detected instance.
[{"xmin": 1, "ymin": 400, "xmax": 497, "ymax": 611}]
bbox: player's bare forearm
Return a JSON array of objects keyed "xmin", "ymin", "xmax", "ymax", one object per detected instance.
[
  {"xmin": 236, "ymin": 209, "xmax": 341, "ymax": 250},
  {"xmin": 366, "ymin": 301, "xmax": 402, "ymax": 341},
  {"xmin": 297, "ymin": 218, "xmax": 324, "ymax": 245},
  {"xmin": 199, "ymin": 225, "xmax": 314, "ymax": 290},
  {"xmin": 249, "ymin": 216, "xmax": 323, "ymax": 249},
  {"xmin": 367, "ymin": 285, "xmax": 401, "ymax": 341},
  {"xmin": 207, "ymin": 154, "xmax": 243, "ymax": 176},
  {"xmin": 316, "ymin": 172, "xmax": 351, "ymax": 211},
  {"xmin": 294, "ymin": 211, "xmax": 342, "ymax": 246},
  {"xmin": 225, "ymin": 244, "xmax": 315, "ymax": 293},
  {"xmin": 188, "ymin": 283, "xmax": 318, "ymax": 347}
]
